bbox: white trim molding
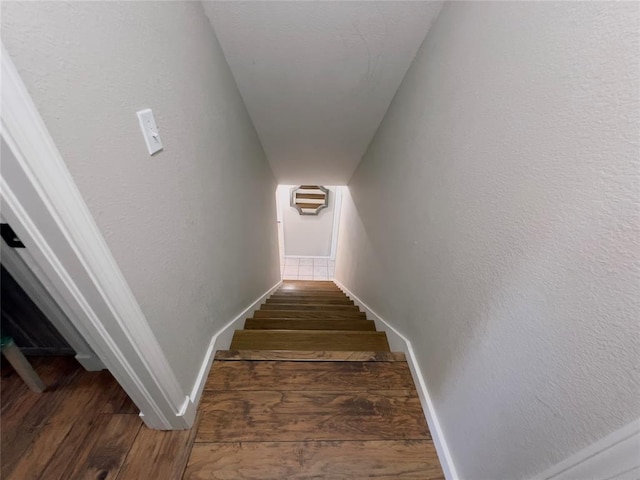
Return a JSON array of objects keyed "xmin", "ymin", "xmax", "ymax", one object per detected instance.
[
  {"xmin": 333, "ymin": 279, "xmax": 459, "ymax": 480},
  {"xmin": 530, "ymin": 420, "xmax": 640, "ymax": 480},
  {"xmin": 1, "ymin": 43, "xmax": 190, "ymax": 429},
  {"xmin": 328, "ymin": 185, "xmax": 343, "ymax": 261},
  {"xmin": 180, "ymin": 280, "xmax": 283, "ymax": 425}
]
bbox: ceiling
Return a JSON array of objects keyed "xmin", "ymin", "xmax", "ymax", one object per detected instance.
[{"xmin": 203, "ymin": 1, "xmax": 442, "ymax": 184}]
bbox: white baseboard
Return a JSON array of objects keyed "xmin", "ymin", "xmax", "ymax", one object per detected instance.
[
  {"xmin": 530, "ymin": 419, "xmax": 640, "ymax": 480},
  {"xmin": 74, "ymin": 353, "xmax": 105, "ymax": 371},
  {"xmin": 180, "ymin": 280, "xmax": 283, "ymax": 425},
  {"xmin": 333, "ymin": 279, "xmax": 459, "ymax": 480}
]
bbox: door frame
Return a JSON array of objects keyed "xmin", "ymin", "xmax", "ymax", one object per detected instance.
[
  {"xmin": 276, "ymin": 185, "xmax": 343, "ymax": 261},
  {"xmin": 1, "ymin": 234, "xmax": 104, "ymax": 370},
  {"xmin": 1, "ymin": 44, "xmax": 193, "ymax": 429}
]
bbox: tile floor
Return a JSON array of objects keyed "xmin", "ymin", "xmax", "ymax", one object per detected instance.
[{"xmin": 281, "ymin": 257, "xmax": 335, "ymax": 280}]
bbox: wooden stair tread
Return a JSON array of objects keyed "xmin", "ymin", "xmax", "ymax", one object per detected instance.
[
  {"xmin": 277, "ymin": 284, "xmax": 341, "ymax": 289},
  {"xmin": 244, "ymin": 318, "xmax": 376, "ymax": 331},
  {"xmin": 280, "ymin": 283, "xmax": 338, "ymax": 287},
  {"xmin": 276, "ymin": 290, "xmax": 342, "ymax": 294},
  {"xmin": 196, "ymin": 389, "xmax": 425, "ymax": 442},
  {"xmin": 230, "ymin": 330, "xmax": 390, "ymax": 352},
  {"xmin": 270, "ymin": 295, "xmax": 350, "ymax": 301},
  {"xmin": 186, "ymin": 440, "xmax": 443, "ymax": 480},
  {"xmin": 254, "ymin": 310, "xmax": 366, "ymax": 319},
  {"xmin": 234, "ymin": 329, "xmax": 384, "ymax": 335},
  {"xmin": 267, "ymin": 295, "xmax": 352, "ymax": 301},
  {"xmin": 205, "ymin": 360, "xmax": 416, "ymax": 391},
  {"xmin": 261, "ymin": 303, "xmax": 360, "ymax": 311},
  {"xmin": 214, "ymin": 350, "xmax": 406, "ymax": 362},
  {"xmin": 266, "ymin": 297, "xmax": 354, "ymax": 305},
  {"xmin": 274, "ymin": 288, "xmax": 345, "ymax": 294}
]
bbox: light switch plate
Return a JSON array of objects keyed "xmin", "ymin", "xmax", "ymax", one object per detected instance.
[{"xmin": 136, "ymin": 108, "xmax": 163, "ymax": 155}]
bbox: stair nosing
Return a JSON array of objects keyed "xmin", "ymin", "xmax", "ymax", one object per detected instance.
[{"xmin": 234, "ymin": 329, "xmax": 386, "ymax": 335}]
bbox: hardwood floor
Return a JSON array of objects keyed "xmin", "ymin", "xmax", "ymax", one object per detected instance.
[
  {"xmin": 0, "ymin": 356, "xmax": 195, "ymax": 480},
  {"xmin": 2, "ymin": 281, "xmax": 444, "ymax": 479}
]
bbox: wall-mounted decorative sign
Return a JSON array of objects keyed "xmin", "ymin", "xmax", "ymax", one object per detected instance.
[{"xmin": 290, "ymin": 185, "xmax": 329, "ymax": 215}]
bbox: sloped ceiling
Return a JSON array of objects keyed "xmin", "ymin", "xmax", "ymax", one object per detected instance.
[{"xmin": 203, "ymin": 1, "xmax": 442, "ymax": 184}]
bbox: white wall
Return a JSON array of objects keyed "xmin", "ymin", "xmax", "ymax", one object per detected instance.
[
  {"xmin": 336, "ymin": 2, "xmax": 640, "ymax": 479},
  {"xmin": 278, "ymin": 185, "xmax": 337, "ymax": 257},
  {"xmin": 1, "ymin": 1, "xmax": 280, "ymax": 393}
]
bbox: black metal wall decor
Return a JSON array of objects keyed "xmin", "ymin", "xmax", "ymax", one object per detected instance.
[{"xmin": 290, "ymin": 185, "xmax": 329, "ymax": 215}]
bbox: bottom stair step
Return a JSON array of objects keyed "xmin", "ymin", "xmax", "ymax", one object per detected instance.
[
  {"xmin": 186, "ymin": 440, "xmax": 443, "ymax": 480},
  {"xmin": 229, "ymin": 330, "xmax": 390, "ymax": 352},
  {"xmin": 214, "ymin": 350, "xmax": 406, "ymax": 362}
]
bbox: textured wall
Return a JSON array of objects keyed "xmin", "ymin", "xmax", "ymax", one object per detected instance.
[
  {"xmin": 278, "ymin": 186, "xmax": 336, "ymax": 257},
  {"xmin": 2, "ymin": 1, "xmax": 280, "ymax": 393},
  {"xmin": 336, "ymin": 2, "xmax": 640, "ymax": 479}
]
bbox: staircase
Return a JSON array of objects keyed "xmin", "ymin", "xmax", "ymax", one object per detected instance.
[
  {"xmin": 184, "ymin": 280, "xmax": 445, "ymax": 479},
  {"xmin": 230, "ymin": 280, "xmax": 390, "ymax": 352}
]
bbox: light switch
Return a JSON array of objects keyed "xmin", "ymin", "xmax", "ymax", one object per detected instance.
[{"xmin": 136, "ymin": 108, "xmax": 163, "ymax": 155}]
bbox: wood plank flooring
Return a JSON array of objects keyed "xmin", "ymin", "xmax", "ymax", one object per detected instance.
[{"xmin": 0, "ymin": 356, "xmax": 196, "ymax": 480}]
